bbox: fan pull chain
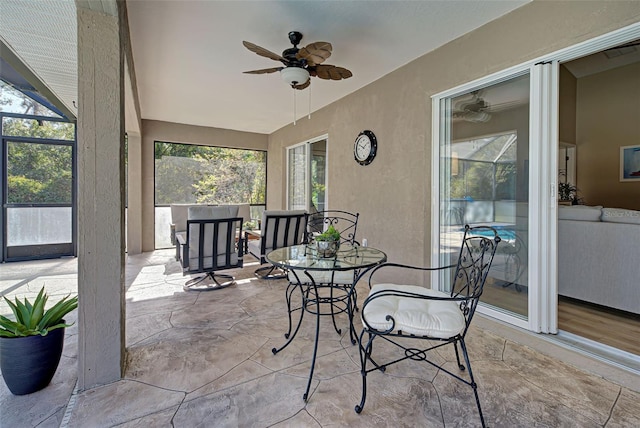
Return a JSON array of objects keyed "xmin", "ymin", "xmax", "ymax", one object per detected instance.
[
  {"xmin": 308, "ymin": 85, "xmax": 311, "ymax": 119},
  {"xmin": 293, "ymin": 88, "xmax": 297, "ymax": 125}
]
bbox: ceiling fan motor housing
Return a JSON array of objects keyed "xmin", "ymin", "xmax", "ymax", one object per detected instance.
[{"xmin": 288, "ymin": 31, "xmax": 303, "ymax": 46}]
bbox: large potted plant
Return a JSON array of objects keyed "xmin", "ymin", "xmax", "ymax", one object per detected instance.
[
  {"xmin": 0, "ymin": 287, "xmax": 78, "ymax": 395},
  {"xmin": 314, "ymin": 225, "xmax": 341, "ymax": 258}
]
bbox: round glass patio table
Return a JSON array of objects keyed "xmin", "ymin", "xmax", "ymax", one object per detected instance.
[{"xmin": 266, "ymin": 243, "xmax": 387, "ymax": 401}]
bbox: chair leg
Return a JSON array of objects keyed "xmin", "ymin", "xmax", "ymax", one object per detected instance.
[
  {"xmin": 459, "ymin": 338, "xmax": 486, "ymax": 428},
  {"xmin": 183, "ymin": 272, "xmax": 235, "ymax": 291},
  {"xmin": 453, "ymin": 341, "xmax": 466, "ymax": 371},
  {"xmin": 355, "ymin": 329, "xmax": 373, "ymax": 414},
  {"xmin": 254, "ymin": 265, "xmax": 286, "ymax": 280}
]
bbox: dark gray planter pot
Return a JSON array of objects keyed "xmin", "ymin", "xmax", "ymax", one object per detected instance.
[{"xmin": 0, "ymin": 327, "xmax": 65, "ymax": 395}]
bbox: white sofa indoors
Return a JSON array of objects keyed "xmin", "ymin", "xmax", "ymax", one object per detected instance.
[
  {"xmin": 170, "ymin": 203, "xmax": 250, "ymax": 259},
  {"xmin": 558, "ymin": 205, "xmax": 640, "ymax": 315}
]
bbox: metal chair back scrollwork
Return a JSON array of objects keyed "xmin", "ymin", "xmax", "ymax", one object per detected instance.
[
  {"xmin": 306, "ymin": 210, "xmax": 360, "ymax": 246},
  {"xmin": 354, "ymin": 225, "xmax": 500, "ymax": 427}
]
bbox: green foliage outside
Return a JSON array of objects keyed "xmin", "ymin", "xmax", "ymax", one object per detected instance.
[
  {"xmin": 154, "ymin": 142, "xmax": 266, "ymax": 205},
  {"xmin": 311, "ymin": 155, "xmax": 326, "ymax": 209},
  {"xmin": 2, "ymin": 83, "xmax": 75, "ymax": 205},
  {"xmin": 4, "ymin": 123, "xmax": 74, "ymax": 204},
  {"xmin": 7, "ymin": 142, "xmax": 72, "ymax": 204},
  {"xmin": 450, "ymin": 160, "xmax": 516, "ymax": 201},
  {"xmin": 3, "ymin": 117, "xmax": 74, "ymax": 140}
]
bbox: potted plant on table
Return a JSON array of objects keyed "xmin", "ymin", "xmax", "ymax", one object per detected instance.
[
  {"xmin": 314, "ymin": 225, "xmax": 341, "ymax": 258},
  {"xmin": 0, "ymin": 287, "xmax": 78, "ymax": 395}
]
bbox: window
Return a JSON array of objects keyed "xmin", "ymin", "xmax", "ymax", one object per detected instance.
[
  {"xmin": 153, "ymin": 141, "xmax": 267, "ymax": 248},
  {"xmin": 1, "ymin": 83, "xmax": 76, "ymax": 260},
  {"xmin": 287, "ymin": 137, "xmax": 327, "ymax": 212}
]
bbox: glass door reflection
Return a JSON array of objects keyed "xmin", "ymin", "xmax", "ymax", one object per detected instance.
[{"xmin": 440, "ymin": 74, "xmax": 530, "ymax": 320}]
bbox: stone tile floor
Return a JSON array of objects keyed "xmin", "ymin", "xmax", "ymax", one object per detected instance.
[{"xmin": 1, "ymin": 249, "xmax": 639, "ymax": 427}]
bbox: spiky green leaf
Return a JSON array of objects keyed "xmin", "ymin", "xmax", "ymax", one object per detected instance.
[
  {"xmin": 38, "ymin": 295, "xmax": 78, "ymax": 328},
  {"xmin": 29, "ymin": 288, "xmax": 47, "ymax": 329},
  {"xmin": 0, "ymin": 289, "xmax": 77, "ymax": 337}
]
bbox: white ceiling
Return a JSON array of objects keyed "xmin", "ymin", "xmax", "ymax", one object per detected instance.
[{"xmin": 1, "ymin": 0, "xmax": 533, "ymax": 134}]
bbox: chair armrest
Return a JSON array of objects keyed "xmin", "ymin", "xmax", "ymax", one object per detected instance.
[
  {"xmin": 237, "ymin": 237, "xmax": 244, "ymax": 258},
  {"xmin": 176, "ymin": 233, "xmax": 186, "ymax": 246},
  {"xmin": 170, "ymin": 223, "xmax": 177, "ymax": 244},
  {"xmin": 367, "ymin": 262, "xmax": 456, "ymax": 289},
  {"xmin": 176, "ymin": 233, "xmax": 188, "ymax": 267}
]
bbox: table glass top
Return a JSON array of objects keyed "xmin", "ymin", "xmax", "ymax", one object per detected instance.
[{"xmin": 266, "ymin": 244, "xmax": 387, "ymax": 272}]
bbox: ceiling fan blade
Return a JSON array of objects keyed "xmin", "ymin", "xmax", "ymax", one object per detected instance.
[
  {"xmin": 293, "ymin": 79, "xmax": 311, "ymax": 90},
  {"xmin": 243, "ymin": 67, "xmax": 283, "ymax": 74},
  {"xmin": 297, "ymin": 42, "xmax": 332, "ymax": 66},
  {"xmin": 243, "ymin": 41, "xmax": 285, "ymax": 62},
  {"xmin": 312, "ymin": 65, "xmax": 353, "ymax": 80}
]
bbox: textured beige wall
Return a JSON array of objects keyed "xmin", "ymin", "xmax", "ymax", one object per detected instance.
[
  {"xmin": 559, "ymin": 65, "xmax": 577, "ymax": 144},
  {"xmin": 140, "ymin": 120, "xmax": 269, "ymax": 251},
  {"xmin": 268, "ymin": 1, "xmax": 640, "ymax": 268},
  {"xmin": 576, "ymin": 62, "xmax": 640, "ymax": 210}
]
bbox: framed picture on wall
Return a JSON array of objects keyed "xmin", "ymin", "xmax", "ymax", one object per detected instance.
[{"xmin": 620, "ymin": 144, "xmax": 640, "ymax": 182}]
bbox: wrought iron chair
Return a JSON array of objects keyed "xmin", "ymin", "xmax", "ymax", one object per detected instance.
[
  {"xmin": 177, "ymin": 206, "xmax": 244, "ymax": 291},
  {"xmin": 354, "ymin": 225, "xmax": 500, "ymax": 427},
  {"xmin": 248, "ymin": 210, "xmax": 308, "ymax": 279},
  {"xmin": 282, "ymin": 210, "xmax": 361, "ymax": 341},
  {"xmin": 300, "ymin": 209, "xmax": 360, "ymax": 283}
]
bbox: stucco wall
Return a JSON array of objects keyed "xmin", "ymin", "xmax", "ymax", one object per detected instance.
[
  {"xmin": 140, "ymin": 120, "xmax": 268, "ymax": 251},
  {"xmin": 267, "ymin": 1, "xmax": 640, "ymax": 268},
  {"xmin": 576, "ymin": 62, "xmax": 640, "ymax": 210}
]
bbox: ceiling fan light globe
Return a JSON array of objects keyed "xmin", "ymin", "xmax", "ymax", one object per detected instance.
[{"xmin": 281, "ymin": 67, "xmax": 310, "ymax": 87}]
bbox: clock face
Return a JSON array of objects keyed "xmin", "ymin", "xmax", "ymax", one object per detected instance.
[{"xmin": 354, "ymin": 130, "xmax": 377, "ymax": 165}]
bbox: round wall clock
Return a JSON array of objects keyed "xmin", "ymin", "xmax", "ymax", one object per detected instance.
[{"xmin": 354, "ymin": 130, "xmax": 377, "ymax": 166}]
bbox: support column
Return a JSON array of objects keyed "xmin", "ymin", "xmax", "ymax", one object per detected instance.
[{"xmin": 76, "ymin": 6, "xmax": 125, "ymax": 390}]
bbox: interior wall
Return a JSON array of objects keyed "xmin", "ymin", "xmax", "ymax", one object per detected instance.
[
  {"xmin": 140, "ymin": 120, "xmax": 268, "ymax": 251},
  {"xmin": 559, "ymin": 65, "xmax": 577, "ymax": 144},
  {"xmin": 576, "ymin": 62, "xmax": 640, "ymax": 210},
  {"xmin": 267, "ymin": 1, "xmax": 640, "ymax": 269}
]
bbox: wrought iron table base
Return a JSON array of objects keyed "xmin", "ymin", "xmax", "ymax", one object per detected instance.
[{"xmin": 271, "ymin": 270, "xmax": 358, "ymax": 401}]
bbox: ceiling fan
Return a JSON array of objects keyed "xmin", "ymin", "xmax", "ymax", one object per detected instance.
[
  {"xmin": 453, "ymin": 91, "xmax": 491, "ymax": 123},
  {"xmin": 242, "ymin": 31, "xmax": 353, "ymax": 90}
]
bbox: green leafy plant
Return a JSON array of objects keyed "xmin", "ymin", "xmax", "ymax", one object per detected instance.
[
  {"xmin": 0, "ymin": 287, "xmax": 78, "ymax": 338},
  {"xmin": 243, "ymin": 220, "xmax": 257, "ymax": 231},
  {"xmin": 315, "ymin": 225, "xmax": 341, "ymax": 242},
  {"xmin": 558, "ymin": 182, "xmax": 577, "ymax": 201}
]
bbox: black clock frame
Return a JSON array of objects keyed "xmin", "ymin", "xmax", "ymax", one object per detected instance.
[{"xmin": 354, "ymin": 130, "xmax": 377, "ymax": 166}]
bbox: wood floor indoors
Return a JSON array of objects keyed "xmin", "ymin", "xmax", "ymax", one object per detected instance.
[
  {"xmin": 558, "ymin": 296, "xmax": 640, "ymax": 356},
  {"xmin": 480, "ymin": 279, "xmax": 639, "ymax": 357}
]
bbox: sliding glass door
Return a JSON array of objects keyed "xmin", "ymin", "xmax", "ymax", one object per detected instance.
[{"xmin": 436, "ymin": 73, "xmax": 531, "ymax": 326}]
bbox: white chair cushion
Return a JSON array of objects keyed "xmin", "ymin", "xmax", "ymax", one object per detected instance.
[
  {"xmin": 171, "ymin": 204, "xmax": 201, "ymax": 233},
  {"xmin": 188, "ymin": 205, "xmax": 238, "ymax": 220},
  {"xmin": 362, "ymin": 283, "xmax": 466, "ymax": 339},
  {"xmin": 287, "ymin": 269, "xmax": 355, "ymax": 285},
  {"xmin": 236, "ymin": 203, "xmax": 251, "ymax": 224},
  {"xmin": 247, "ymin": 239, "xmax": 261, "ymax": 258}
]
